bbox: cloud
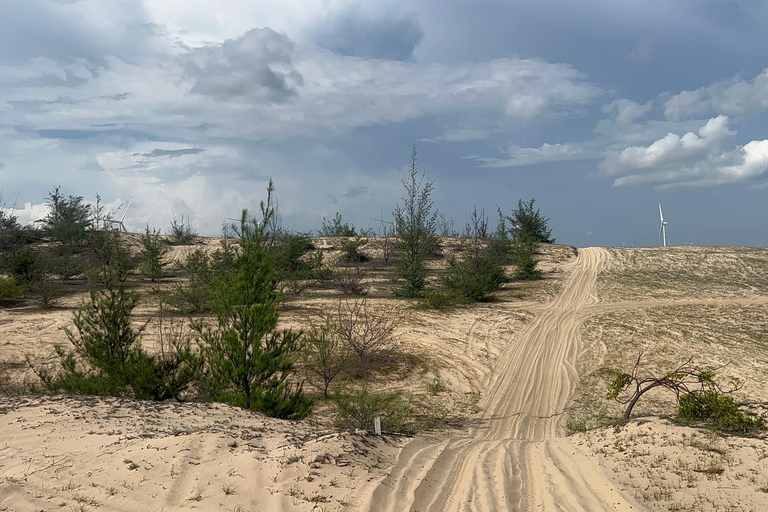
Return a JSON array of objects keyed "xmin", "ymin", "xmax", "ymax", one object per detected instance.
[
  {"xmin": 437, "ymin": 126, "xmax": 493, "ymax": 142},
  {"xmin": 598, "ymin": 115, "xmax": 768, "ymax": 187},
  {"xmin": 476, "ymin": 142, "xmax": 594, "ymax": 168},
  {"xmin": 314, "ymin": 9, "xmax": 424, "ymax": 61},
  {"xmin": 664, "ymin": 68, "xmax": 768, "ymax": 120},
  {"xmin": 602, "ymin": 98, "xmax": 653, "ymax": 125},
  {"xmin": 186, "ymin": 28, "xmax": 303, "ymax": 103},
  {"xmin": 341, "ymin": 186, "xmax": 368, "ymax": 198},
  {"xmin": 626, "ymin": 40, "xmax": 654, "ymax": 62},
  {"xmin": 141, "ymin": 147, "xmax": 205, "ymax": 158}
]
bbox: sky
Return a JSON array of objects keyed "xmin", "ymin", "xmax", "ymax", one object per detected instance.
[{"xmin": 1, "ymin": 0, "xmax": 768, "ymax": 248}]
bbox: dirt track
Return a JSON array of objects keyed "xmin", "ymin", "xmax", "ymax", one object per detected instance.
[{"xmin": 365, "ymin": 247, "xmax": 644, "ymax": 511}]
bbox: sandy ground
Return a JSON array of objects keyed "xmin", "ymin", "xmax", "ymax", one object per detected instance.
[{"xmin": 2, "ymin": 243, "xmax": 768, "ymax": 511}]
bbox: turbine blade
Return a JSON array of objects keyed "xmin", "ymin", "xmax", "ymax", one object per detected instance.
[
  {"xmin": 120, "ymin": 196, "xmax": 134, "ymax": 222},
  {"xmin": 659, "ymin": 202, "xmax": 664, "ymax": 223}
]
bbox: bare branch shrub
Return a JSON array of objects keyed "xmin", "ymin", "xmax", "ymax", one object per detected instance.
[
  {"xmin": 301, "ymin": 323, "xmax": 351, "ymax": 397},
  {"xmin": 334, "ymin": 266, "xmax": 368, "ymax": 296},
  {"xmin": 319, "ymin": 298, "xmax": 401, "ymax": 374}
]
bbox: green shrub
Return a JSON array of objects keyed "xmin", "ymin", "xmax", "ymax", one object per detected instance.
[
  {"xmin": 332, "ymin": 385, "xmax": 409, "ymax": 433},
  {"xmin": 167, "ymin": 248, "xmax": 215, "ymax": 313},
  {"xmin": 318, "ymin": 212, "xmax": 357, "ymax": 237},
  {"xmin": 442, "ymin": 253, "xmax": 505, "ymax": 302},
  {"xmin": 139, "ymin": 226, "xmax": 168, "ymax": 282},
  {"xmin": 678, "ymin": 390, "xmax": 766, "ymax": 433},
  {"xmin": 37, "ymin": 186, "xmax": 91, "ymax": 246},
  {"xmin": 192, "ymin": 184, "xmax": 313, "ymax": 420},
  {"xmin": 339, "ymin": 238, "xmax": 369, "ymax": 263},
  {"xmin": 0, "ymin": 277, "xmax": 23, "ymax": 300},
  {"xmin": 421, "ymin": 290, "xmax": 453, "ymax": 310},
  {"xmin": 167, "ymin": 214, "xmax": 197, "ymax": 245}
]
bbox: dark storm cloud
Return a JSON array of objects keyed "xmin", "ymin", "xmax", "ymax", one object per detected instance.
[
  {"xmin": 141, "ymin": 148, "xmax": 206, "ymax": 158},
  {"xmin": 187, "ymin": 28, "xmax": 303, "ymax": 103},
  {"xmin": 314, "ymin": 11, "xmax": 424, "ymax": 61}
]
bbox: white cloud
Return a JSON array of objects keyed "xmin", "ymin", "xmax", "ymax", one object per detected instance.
[
  {"xmin": 437, "ymin": 126, "xmax": 493, "ymax": 142},
  {"xmin": 602, "ymin": 98, "xmax": 653, "ymax": 125},
  {"xmin": 477, "ymin": 142, "xmax": 594, "ymax": 168},
  {"xmin": 598, "ymin": 115, "xmax": 768, "ymax": 188},
  {"xmin": 664, "ymin": 68, "xmax": 768, "ymax": 120}
]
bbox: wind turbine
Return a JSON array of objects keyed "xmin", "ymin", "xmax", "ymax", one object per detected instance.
[
  {"xmin": 105, "ymin": 196, "xmax": 134, "ymax": 232},
  {"xmin": 658, "ymin": 202, "xmax": 668, "ymax": 247}
]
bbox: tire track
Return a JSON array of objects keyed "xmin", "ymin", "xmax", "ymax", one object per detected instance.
[{"xmin": 367, "ymin": 248, "xmax": 638, "ymax": 511}]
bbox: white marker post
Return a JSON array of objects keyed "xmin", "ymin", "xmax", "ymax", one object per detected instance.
[{"xmin": 374, "ymin": 416, "xmax": 382, "ymax": 436}]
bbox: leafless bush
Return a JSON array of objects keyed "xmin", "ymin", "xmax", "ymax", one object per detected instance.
[
  {"xmin": 301, "ymin": 323, "xmax": 351, "ymax": 397},
  {"xmin": 319, "ymin": 298, "xmax": 401, "ymax": 375},
  {"xmin": 334, "ymin": 267, "xmax": 368, "ymax": 296}
]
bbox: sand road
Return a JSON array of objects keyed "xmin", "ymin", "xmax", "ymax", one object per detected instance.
[{"xmin": 366, "ymin": 247, "xmax": 641, "ymax": 512}]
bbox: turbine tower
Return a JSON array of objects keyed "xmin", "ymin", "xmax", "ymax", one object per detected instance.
[{"xmin": 658, "ymin": 202, "xmax": 668, "ymax": 247}]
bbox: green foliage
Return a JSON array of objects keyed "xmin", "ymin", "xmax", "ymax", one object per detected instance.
[
  {"xmin": 35, "ymin": 267, "xmax": 199, "ymax": 400},
  {"xmin": 139, "ymin": 225, "xmax": 168, "ymax": 282},
  {"xmin": 606, "ymin": 372, "xmax": 633, "ymax": 401},
  {"xmin": 440, "ymin": 205, "xmax": 506, "ymax": 303},
  {"xmin": 0, "ymin": 277, "xmax": 23, "ymax": 300},
  {"xmin": 508, "ymin": 199, "xmax": 554, "ymax": 244},
  {"xmin": 512, "ymin": 240, "xmax": 542, "ymax": 281},
  {"xmin": 441, "ymin": 254, "xmax": 506, "ymax": 302},
  {"xmin": 167, "ymin": 248, "xmax": 216, "ymax": 314},
  {"xmin": 37, "ymin": 186, "xmax": 92, "ymax": 246},
  {"xmin": 420, "ymin": 290, "xmax": 453, "ymax": 310},
  {"xmin": 332, "ymin": 385, "xmax": 409, "ymax": 433},
  {"xmin": 393, "ymin": 145, "xmax": 438, "ymax": 297},
  {"xmin": 274, "ymin": 233, "xmax": 319, "ymax": 279},
  {"xmin": 167, "ymin": 214, "xmax": 197, "ymax": 245},
  {"xmin": 678, "ymin": 391, "xmax": 766, "ymax": 433},
  {"xmin": 339, "ymin": 238, "xmax": 369, "ymax": 263},
  {"xmin": 319, "ymin": 212, "xmax": 357, "ymax": 237},
  {"xmin": 193, "ymin": 181, "xmax": 313, "ymax": 420}
]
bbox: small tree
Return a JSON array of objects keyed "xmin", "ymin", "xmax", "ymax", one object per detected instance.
[
  {"xmin": 192, "ymin": 181, "xmax": 313, "ymax": 419},
  {"xmin": 302, "ymin": 323, "xmax": 351, "ymax": 398},
  {"xmin": 320, "ymin": 298, "xmax": 400, "ymax": 375},
  {"xmin": 38, "ymin": 186, "xmax": 91, "ymax": 246},
  {"xmin": 319, "ymin": 212, "xmax": 357, "ymax": 237},
  {"xmin": 139, "ymin": 225, "xmax": 168, "ymax": 282},
  {"xmin": 508, "ymin": 199, "xmax": 554, "ymax": 244},
  {"xmin": 606, "ymin": 351, "xmax": 763, "ymax": 432},
  {"xmin": 441, "ymin": 205, "xmax": 506, "ymax": 302},
  {"xmin": 167, "ymin": 214, "xmax": 197, "ymax": 245},
  {"xmin": 393, "ymin": 144, "xmax": 438, "ymax": 297}
]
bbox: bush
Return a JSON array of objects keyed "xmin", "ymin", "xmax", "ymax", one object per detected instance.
[
  {"xmin": 0, "ymin": 277, "xmax": 23, "ymax": 300},
  {"xmin": 678, "ymin": 390, "xmax": 766, "ymax": 433},
  {"xmin": 167, "ymin": 214, "xmax": 197, "ymax": 245},
  {"xmin": 339, "ymin": 238, "xmax": 369, "ymax": 263},
  {"xmin": 35, "ymin": 281, "xmax": 199, "ymax": 400},
  {"xmin": 167, "ymin": 248, "xmax": 215, "ymax": 314},
  {"xmin": 37, "ymin": 186, "xmax": 91, "ymax": 246},
  {"xmin": 334, "ymin": 267, "xmax": 368, "ymax": 296},
  {"xmin": 320, "ymin": 298, "xmax": 400, "ymax": 375},
  {"xmin": 507, "ymin": 199, "xmax": 554, "ymax": 244},
  {"xmin": 393, "ymin": 145, "xmax": 438, "ymax": 297},
  {"xmin": 333, "ymin": 385, "xmax": 409, "ymax": 433},
  {"xmin": 301, "ymin": 324, "xmax": 351, "ymax": 398},
  {"xmin": 442, "ymin": 253, "xmax": 506, "ymax": 302},
  {"xmin": 319, "ymin": 212, "xmax": 357, "ymax": 237},
  {"xmin": 192, "ymin": 183, "xmax": 313, "ymax": 420},
  {"xmin": 139, "ymin": 225, "xmax": 168, "ymax": 282}
]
